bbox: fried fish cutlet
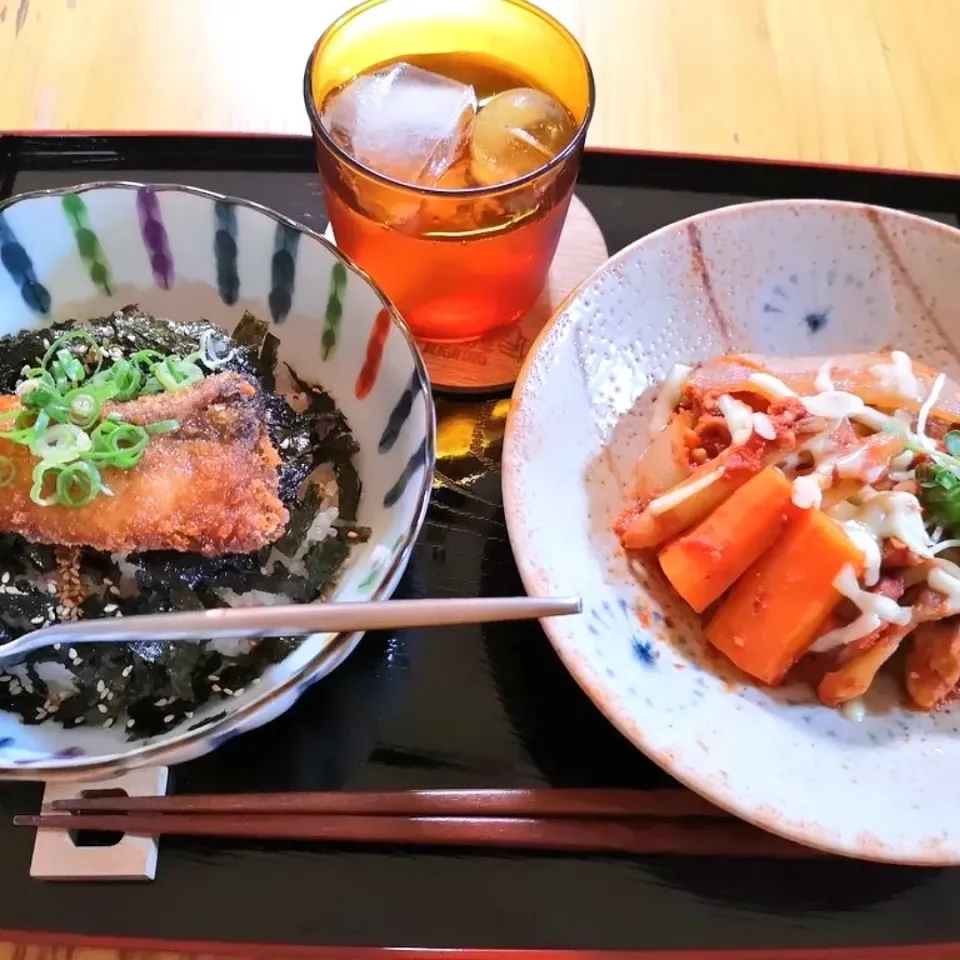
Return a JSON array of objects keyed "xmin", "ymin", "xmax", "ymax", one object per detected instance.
[{"xmin": 0, "ymin": 372, "xmax": 289, "ymax": 557}]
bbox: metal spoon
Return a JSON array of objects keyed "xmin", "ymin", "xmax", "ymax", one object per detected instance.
[{"xmin": 0, "ymin": 596, "xmax": 582, "ymax": 662}]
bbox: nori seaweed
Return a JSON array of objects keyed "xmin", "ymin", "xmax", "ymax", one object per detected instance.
[{"xmin": 0, "ymin": 306, "xmax": 369, "ymax": 739}]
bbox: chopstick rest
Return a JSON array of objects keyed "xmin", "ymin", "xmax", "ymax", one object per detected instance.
[{"xmin": 29, "ymin": 767, "xmax": 168, "ymax": 882}]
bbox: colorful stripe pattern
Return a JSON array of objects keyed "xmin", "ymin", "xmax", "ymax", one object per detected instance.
[
  {"xmin": 0, "ymin": 184, "xmax": 433, "ymax": 769},
  {"xmin": 322, "ymin": 261, "xmax": 348, "ymax": 360},
  {"xmin": 269, "ymin": 223, "xmax": 300, "ymax": 323},
  {"xmin": 384, "ymin": 437, "xmax": 429, "ymax": 508},
  {"xmin": 379, "ymin": 370, "xmax": 422, "ymax": 454},
  {"xmin": 61, "ymin": 193, "xmax": 113, "ymax": 296},
  {"xmin": 213, "ymin": 200, "xmax": 240, "ymax": 305},
  {"xmin": 355, "ymin": 308, "xmax": 392, "ymax": 399},
  {"xmin": 0, "ymin": 213, "xmax": 50, "ymax": 314},
  {"xmin": 136, "ymin": 187, "xmax": 174, "ymax": 290}
]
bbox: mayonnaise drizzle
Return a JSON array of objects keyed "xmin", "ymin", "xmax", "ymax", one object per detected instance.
[
  {"xmin": 871, "ymin": 350, "xmax": 922, "ymax": 402},
  {"xmin": 815, "ymin": 359, "xmax": 836, "ymax": 394},
  {"xmin": 753, "ymin": 412, "xmax": 777, "ymax": 440},
  {"xmin": 811, "ymin": 612, "xmax": 883, "ymax": 653},
  {"xmin": 835, "ymin": 490, "xmax": 933, "ymax": 585},
  {"xmin": 648, "ymin": 468, "xmax": 724, "ymax": 516},
  {"xmin": 916, "ymin": 371, "xmax": 946, "ymax": 445},
  {"xmin": 811, "ymin": 560, "xmax": 908, "ymax": 651},
  {"xmin": 649, "ymin": 363, "xmax": 693, "ymax": 433},
  {"xmin": 717, "ymin": 395, "xmax": 755, "ymax": 446},
  {"xmin": 802, "ymin": 390, "xmax": 865, "ymax": 420},
  {"xmin": 791, "ymin": 474, "xmax": 823, "ymax": 510},
  {"xmin": 747, "ymin": 372, "xmax": 797, "ymax": 400},
  {"xmin": 928, "ymin": 565, "xmax": 960, "ymax": 614}
]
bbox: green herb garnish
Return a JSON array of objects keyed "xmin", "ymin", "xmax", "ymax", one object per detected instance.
[
  {"xmin": 0, "ymin": 328, "xmax": 234, "ymax": 508},
  {"xmin": 915, "ymin": 429, "xmax": 960, "ymax": 530}
]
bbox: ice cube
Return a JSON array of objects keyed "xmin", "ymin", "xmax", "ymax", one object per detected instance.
[
  {"xmin": 321, "ymin": 63, "xmax": 477, "ymax": 187},
  {"xmin": 469, "ymin": 88, "xmax": 575, "ymax": 186}
]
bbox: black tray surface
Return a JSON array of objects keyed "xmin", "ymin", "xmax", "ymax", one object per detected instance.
[{"xmin": 0, "ymin": 135, "xmax": 959, "ymax": 952}]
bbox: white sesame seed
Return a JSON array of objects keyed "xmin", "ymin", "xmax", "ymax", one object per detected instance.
[
  {"xmin": 46, "ymin": 583, "xmax": 57, "ymax": 595},
  {"xmin": 155, "ymin": 697, "xmax": 167, "ymax": 708},
  {"xmin": 71, "ymin": 658, "xmax": 82, "ymax": 666},
  {"xmin": 103, "ymin": 578, "xmax": 113, "ymax": 586},
  {"xmin": 107, "ymin": 692, "xmax": 114, "ymax": 701},
  {"xmin": 2, "ymin": 573, "xmax": 10, "ymax": 584},
  {"xmin": 67, "ymin": 648, "xmax": 77, "ymax": 659},
  {"xmin": 122, "ymin": 665, "xmax": 133, "ymax": 677},
  {"xmin": 163, "ymin": 714, "xmax": 175, "ymax": 724},
  {"xmin": 252, "ymin": 677, "xmax": 261, "ymax": 685},
  {"xmin": 0, "ymin": 676, "xmax": 9, "ymax": 685},
  {"xmin": 97, "ymin": 704, "xmax": 108, "ymax": 714},
  {"xmin": 211, "ymin": 684, "xmax": 221, "ymax": 693},
  {"xmin": 185, "ymin": 711, "xmax": 194, "ymax": 719},
  {"xmin": 126, "ymin": 719, "xmax": 136, "ymax": 729},
  {"xmin": 232, "ymin": 688, "xmax": 244, "ymax": 697},
  {"xmin": 103, "ymin": 718, "xmax": 115, "ymax": 728},
  {"xmin": 103, "ymin": 603, "xmax": 118, "ymax": 614},
  {"xmin": 96, "ymin": 679, "xmax": 105, "ymax": 693},
  {"xmin": 207, "ymin": 674, "xmax": 219, "ymax": 681},
  {"xmin": 223, "ymin": 688, "xmax": 234, "ymax": 696},
  {"xmin": 30, "ymin": 616, "xmax": 44, "ymax": 625},
  {"xmin": 9, "ymin": 682, "xmax": 21, "ymax": 695}
]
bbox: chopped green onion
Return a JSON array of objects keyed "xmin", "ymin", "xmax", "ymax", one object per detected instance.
[
  {"xmin": 131, "ymin": 348, "xmax": 166, "ymax": 370},
  {"xmin": 55, "ymin": 348, "xmax": 85, "ymax": 384},
  {"xmin": 18, "ymin": 380, "xmax": 62, "ymax": 411},
  {"xmin": 87, "ymin": 421, "xmax": 148, "ymax": 467},
  {"xmin": 29, "ymin": 423, "xmax": 92, "ymax": 464},
  {"xmin": 64, "ymin": 389, "xmax": 102, "ymax": 428},
  {"xmin": 40, "ymin": 330, "xmax": 103, "ymax": 379},
  {"xmin": 9, "ymin": 328, "xmax": 216, "ymax": 507},
  {"xmin": 55, "ymin": 461, "xmax": 102, "ymax": 508},
  {"xmin": 1, "ymin": 408, "xmax": 50, "ymax": 444},
  {"xmin": 101, "ymin": 358, "xmax": 142, "ymax": 401},
  {"xmin": 145, "ymin": 419, "xmax": 179, "ymax": 435},
  {"xmin": 29, "ymin": 462, "xmax": 60, "ymax": 506},
  {"xmin": 0, "ymin": 456, "xmax": 15, "ymax": 488},
  {"xmin": 191, "ymin": 330, "xmax": 236, "ymax": 370},
  {"xmin": 152, "ymin": 357, "xmax": 204, "ymax": 392}
]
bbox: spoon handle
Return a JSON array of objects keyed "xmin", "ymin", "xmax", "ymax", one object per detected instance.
[{"xmin": 3, "ymin": 596, "xmax": 581, "ymax": 659}]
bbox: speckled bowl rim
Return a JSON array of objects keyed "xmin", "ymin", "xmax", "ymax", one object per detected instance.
[
  {"xmin": 503, "ymin": 197, "xmax": 960, "ymax": 864},
  {"xmin": 0, "ymin": 181, "xmax": 437, "ymax": 781}
]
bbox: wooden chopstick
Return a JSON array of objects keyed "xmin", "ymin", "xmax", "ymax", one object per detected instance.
[
  {"xmin": 46, "ymin": 788, "xmax": 723, "ymax": 819},
  {"xmin": 13, "ymin": 811, "xmax": 824, "ymax": 858}
]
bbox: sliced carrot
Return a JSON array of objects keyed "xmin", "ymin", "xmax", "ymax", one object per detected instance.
[
  {"xmin": 657, "ymin": 466, "xmax": 795, "ymax": 613},
  {"xmin": 618, "ymin": 441, "xmax": 768, "ymax": 551},
  {"xmin": 704, "ymin": 510, "xmax": 865, "ymax": 685}
]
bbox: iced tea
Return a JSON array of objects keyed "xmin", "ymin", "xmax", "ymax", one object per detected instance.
[{"xmin": 305, "ymin": 0, "xmax": 594, "ymax": 342}]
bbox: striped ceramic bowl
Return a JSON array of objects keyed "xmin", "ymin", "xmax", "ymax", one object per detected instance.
[{"xmin": 0, "ymin": 181, "xmax": 435, "ymax": 779}]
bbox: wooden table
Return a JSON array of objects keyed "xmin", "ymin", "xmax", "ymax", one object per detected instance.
[
  {"xmin": 1, "ymin": 1, "xmax": 960, "ymax": 959},
  {"xmin": 2, "ymin": 0, "xmax": 960, "ymax": 176}
]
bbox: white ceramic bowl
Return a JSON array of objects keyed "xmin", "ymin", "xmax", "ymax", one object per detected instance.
[
  {"xmin": 504, "ymin": 199, "xmax": 960, "ymax": 864},
  {"xmin": 0, "ymin": 181, "xmax": 434, "ymax": 779}
]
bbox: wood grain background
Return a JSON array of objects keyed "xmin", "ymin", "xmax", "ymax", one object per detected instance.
[{"xmin": 2, "ymin": 0, "xmax": 960, "ymax": 175}]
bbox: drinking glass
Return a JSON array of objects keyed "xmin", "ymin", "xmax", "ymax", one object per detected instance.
[{"xmin": 304, "ymin": 0, "xmax": 595, "ymax": 342}]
